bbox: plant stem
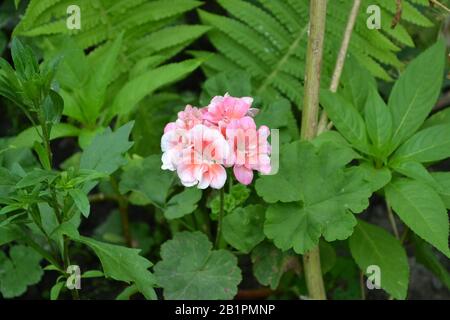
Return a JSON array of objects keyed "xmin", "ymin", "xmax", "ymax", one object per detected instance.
[
  {"xmin": 215, "ymin": 188, "xmax": 225, "ymax": 249},
  {"xmin": 430, "ymin": 0, "xmax": 450, "ymax": 13},
  {"xmin": 111, "ymin": 177, "xmax": 133, "ymax": 247},
  {"xmin": 317, "ymin": 0, "xmax": 362, "ymax": 134},
  {"xmin": 300, "ymin": 0, "xmax": 327, "ymax": 300},
  {"xmin": 360, "ymin": 270, "xmax": 366, "ymax": 300},
  {"xmin": 386, "ymin": 201, "xmax": 400, "ymax": 239}
]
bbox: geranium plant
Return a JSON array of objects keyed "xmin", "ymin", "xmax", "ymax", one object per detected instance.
[{"xmin": 0, "ymin": 0, "xmax": 449, "ymax": 302}]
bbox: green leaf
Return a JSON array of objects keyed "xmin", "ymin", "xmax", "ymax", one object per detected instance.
[
  {"xmin": 42, "ymin": 90, "xmax": 64, "ymax": 127},
  {"xmin": 33, "ymin": 142, "xmax": 50, "ymax": 170},
  {"xmin": 422, "ymin": 108, "xmax": 450, "ymax": 129},
  {"xmin": 82, "ymin": 270, "xmax": 104, "ymax": 278},
  {"xmin": 0, "ymin": 245, "xmax": 43, "ymax": 298},
  {"xmin": 388, "ymin": 40, "xmax": 446, "ymax": 151},
  {"xmin": 10, "ymin": 37, "xmax": 39, "ymax": 80},
  {"xmin": 391, "ymin": 124, "xmax": 450, "ymax": 164},
  {"xmin": 222, "ymin": 204, "xmax": 265, "ymax": 253},
  {"xmin": 84, "ymin": 34, "xmax": 123, "ymax": 121},
  {"xmin": 119, "ymin": 155, "xmax": 173, "ymax": 207},
  {"xmin": 390, "ymin": 161, "xmax": 439, "ymax": 189},
  {"xmin": 111, "ymin": 59, "xmax": 201, "ymax": 117},
  {"xmin": 364, "ymin": 86, "xmax": 392, "ymax": 155},
  {"xmin": 251, "ymin": 241, "xmax": 294, "ymax": 290},
  {"xmin": 80, "ymin": 122, "xmax": 134, "ymax": 175},
  {"xmin": 320, "ymin": 90, "xmax": 370, "ymax": 154},
  {"xmin": 116, "ymin": 284, "xmax": 139, "ymax": 300},
  {"xmin": 154, "ymin": 231, "xmax": 242, "ymax": 299},
  {"xmin": 431, "ymin": 172, "xmax": 450, "ymax": 209},
  {"xmin": 12, "ymin": 123, "xmax": 81, "ymax": 149},
  {"xmin": 413, "ymin": 235, "xmax": 450, "ymax": 290},
  {"xmin": 349, "ymin": 220, "xmax": 409, "ymax": 300},
  {"xmin": 200, "ymin": 71, "xmax": 252, "ymax": 106},
  {"xmin": 0, "ymin": 225, "xmax": 22, "ymax": 246},
  {"xmin": 256, "ymin": 141, "xmax": 370, "ymax": 253},
  {"xmin": 0, "ymin": 167, "xmax": 19, "ymax": 197},
  {"xmin": 164, "ymin": 188, "xmax": 202, "ymax": 219},
  {"xmin": 16, "ymin": 169, "xmax": 56, "ymax": 188},
  {"xmin": 255, "ymin": 98, "xmax": 299, "ymax": 143},
  {"xmin": 68, "ymin": 189, "xmax": 90, "ymax": 218},
  {"xmin": 320, "ymin": 240, "xmax": 337, "ymax": 274},
  {"xmin": 72, "ymin": 236, "xmax": 156, "ymax": 300},
  {"xmin": 50, "ymin": 281, "xmax": 65, "ymax": 300},
  {"xmin": 357, "ymin": 163, "xmax": 392, "ymax": 192},
  {"xmin": 54, "ymin": 37, "xmax": 89, "ymax": 89},
  {"xmin": 340, "ymin": 55, "xmax": 377, "ymax": 111},
  {"xmin": 386, "ymin": 178, "xmax": 450, "ymax": 257}
]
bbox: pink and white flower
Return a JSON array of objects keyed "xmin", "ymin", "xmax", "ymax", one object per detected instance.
[{"xmin": 161, "ymin": 95, "xmax": 271, "ymax": 189}]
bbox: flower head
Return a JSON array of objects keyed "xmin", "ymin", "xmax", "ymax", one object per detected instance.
[{"xmin": 161, "ymin": 94, "xmax": 271, "ymax": 189}]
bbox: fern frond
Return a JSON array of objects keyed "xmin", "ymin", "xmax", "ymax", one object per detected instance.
[
  {"xmin": 15, "ymin": 0, "xmax": 205, "ymax": 69},
  {"xmin": 199, "ymin": 0, "xmax": 435, "ymax": 106}
]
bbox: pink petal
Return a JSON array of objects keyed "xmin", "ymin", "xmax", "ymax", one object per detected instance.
[{"xmin": 233, "ymin": 165, "xmax": 254, "ymax": 185}]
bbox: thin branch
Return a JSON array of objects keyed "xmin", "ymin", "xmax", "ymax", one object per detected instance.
[
  {"xmin": 300, "ymin": 0, "xmax": 328, "ymax": 300},
  {"xmin": 317, "ymin": 0, "xmax": 362, "ymax": 134},
  {"xmin": 429, "ymin": 0, "xmax": 450, "ymax": 13}
]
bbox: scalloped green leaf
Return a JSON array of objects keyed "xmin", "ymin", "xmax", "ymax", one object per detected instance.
[{"xmin": 154, "ymin": 232, "xmax": 242, "ymax": 300}]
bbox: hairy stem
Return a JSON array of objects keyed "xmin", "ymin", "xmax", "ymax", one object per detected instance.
[
  {"xmin": 317, "ymin": 0, "xmax": 362, "ymax": 134},
  {"xmin": 215, "ymin": 188, "xmax": 225, "ymax": 249},
  {"xmin": 300, "ymin": 0, "xmax": 327, "ymax": 300}
]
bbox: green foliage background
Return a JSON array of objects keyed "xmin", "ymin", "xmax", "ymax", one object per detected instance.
[{"xmin": 0, "ymin": 0, "xmax": 449, "ymax": 300}]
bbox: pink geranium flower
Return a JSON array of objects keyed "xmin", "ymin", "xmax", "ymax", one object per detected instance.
[
  {"xmin": 203, "ymin": 93, "xmax": 254, "ymax": 133},
  {"xmin": 226, "ymin": 119, "xmax": 271, "ymax": 185},
  {"xmin": 161, "ymin": 95, "xmax": 271, "ymax": 189}
]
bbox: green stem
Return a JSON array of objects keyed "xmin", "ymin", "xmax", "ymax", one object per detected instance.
[
  {"xmin": 386, "ymin": 201, "xmax": 399, "ymax": 239},
  {"xmin": 300, "ymin": 0, "xmax": 328, "ymax": 300},
  {"xmin": 215, "ymin": 188, "xmax": 225, "ymax": 249},
  {"xmin": 111, "ymin": 177, "xmax": 133, "ymax": 247}
]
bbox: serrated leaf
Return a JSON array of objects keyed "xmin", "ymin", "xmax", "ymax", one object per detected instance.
[
  {"xmin": 73, "ymin": 236, "xmax": 156, "ymax": 300},
  {"xmin": 154, "ymin": 231, "xmax": 242, "ymax": 299},
  {"xmin": 16, "ymin": 169, "xmax": 56, "ymax": 188},
  {"xmin": 68, "ymin": 189, "xmax": 90, "ymax": 218},
  {"xmin": 390, "ymin": 161, "xmax": 439, "ymax": 189},
  {"xmin": 364, "ymin": 86, "xmax": 392, "ymax": 155},
  {"xmin": 164, "ymin": 188, "xmax": 202, "ymax": 219},
  {"xmin": 349, "ymin": 220, "xmax": 409, "ymax": 300},
  {"xmin": 388, "ymin": 40, "xmax": 446, "ymax": 151},
  {"xmin": 80, "ymin": 122, "xmax": 134, "ymax": 175},
  {"xmin": 200, "ymin": 71, "xmax": 252, "ymax": 106},
  {"xmin": 257, "ymin": 141, "xmax": 370, "ymax": 253},
  {"xmin": 386, "ymin": 178, "xmax": 450, "ymax": 257},
  {"xmin": 391, "ymin": 124, "xmax": 450, "ymax": 164},
  {"xmin": 357, "ymin": 163, "xmax": 392, "ymax": 192},
  {"xmin": 0, "ymin": 245, "xmax": 43, "ymax": 298},
  {"xmin": 0, "ymin": 225, "xmax": 22, "ymax": 246},
  {"xmin": 119, "ymin": 155, "xmax": 173, "ymax": 207},
  {"xmin": 340, "ymin": 55, "xmax": 377, "ymax": 111},
  {"xmin": 111, "ymin": 59, "xmax": 201, "ymax": 117},
  {"xmin": 222, "ymin": 204, "xmax": 265, "ymax": 253},
  {"xmin": 320, "ymin": 90, "xmax": 370, "ymax": 154}
]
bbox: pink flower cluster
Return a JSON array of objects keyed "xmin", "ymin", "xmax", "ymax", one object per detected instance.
[{"xmin": 161, "ymin": 94, "xmax": 271, "ymax": 189}]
